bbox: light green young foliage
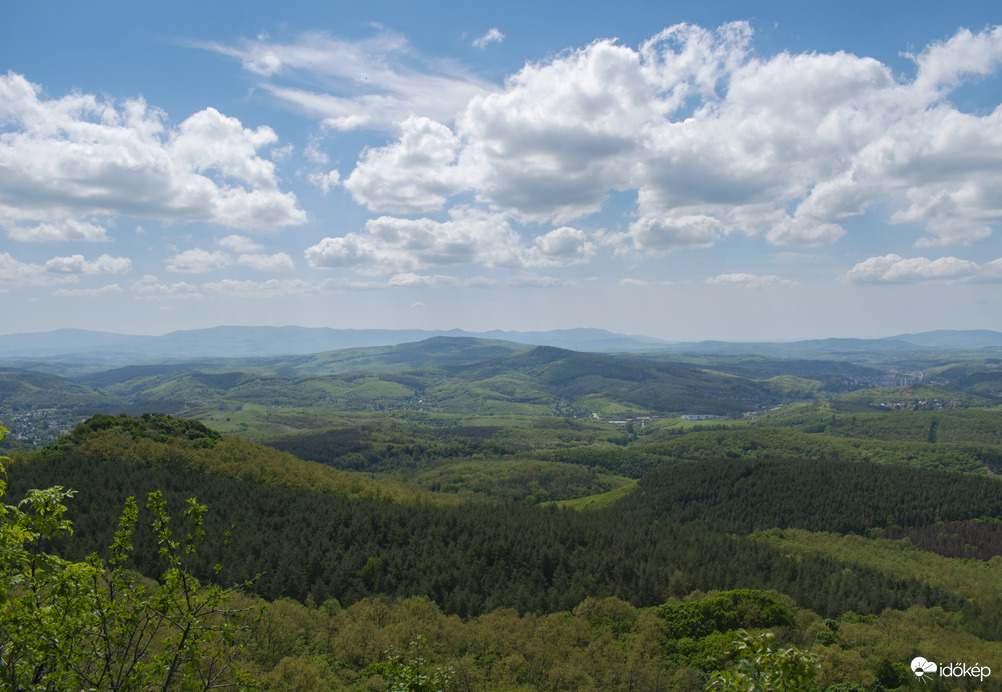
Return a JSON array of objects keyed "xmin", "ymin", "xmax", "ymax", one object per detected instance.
[
  {"xmin": 362, "ymin": 634, "xmax": 455, "ymax": 692},
  {"xmin": 0, "ymin": 422, "xmax": 258, "ymax": 691},
  {"xmin": 706, "ymin": 630, "xmax": 820, "ymax": 692}
]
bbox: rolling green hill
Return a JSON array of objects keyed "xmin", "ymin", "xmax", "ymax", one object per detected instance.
[
  {"xmin": 9, "ymin": 339, "xmax": 799, "ymax": 421},
  {"xmin": 0, "ymin": 371, "xmax": 124, "ymax": 411},
  {"xmin": 6, "ymin": 331, "xmax": 1002, "ymax": 691},
  {"xmin": 447, "ymin": 345, "xmax": 782, "ymax": 415},
  {"xmin": 631, "ymin": 426, "xmax": 1002, "ymax": 473},
  {"xmin": 4, "ymin": 414, "xmax": 967, "ymax": 621},
  {"xmin": 8, "ymin": 408, "xmax": 1002, "ymax": 690},
  {"xmin": 613, "ymin": 457, "xmax": 1002, "ymax": 534},
  {"xmin": 5, "ymin": 336, "xmax": 1002, "ymax": 458}
]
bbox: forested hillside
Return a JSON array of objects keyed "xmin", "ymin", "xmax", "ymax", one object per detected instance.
[
  {"xmin": 4, "ymin": 337, "xmax": 1002, "ymax": 690},
  {"xmin": 4, "ymin": 336, "xmax": 1001, "ymax": 450},
  {"xmin": 615, "ymin": 458, "xmax": 1002, "ymax": 534},
  {"xmin": 1, "ymin": 339, "xmax": 800, "ymax": 431},
  {"xmin": 4, "ymin": 406, "xmax": 1002, "ymax": 690},
  {"xmin": 3, "ymin": 415, "xmax": 955, "ymax": 618}
]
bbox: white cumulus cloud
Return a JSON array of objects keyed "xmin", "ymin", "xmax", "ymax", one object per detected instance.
[
  {"xmin": 8, "ymin": 219, "xmax": 109, "ymax": 243},
  {"xmin": 628, "ymin": 214, "xmax": 721, "ymax": 253},
  {"xmin": 201, "ymin": 278, "xmax": 317, "ymax": 297},
  {"xmin": 387, "ymin": 273, "xmax": 464, "ymax": 288},
  {"xmin": 705, "ymin": 273, "xmax": 800, "ymax": 288},
  {"xmin": 166, "ymin": 249, "xmax": 233, "ymax": 273},
  {"xmin": 130, "ymin": 275, "xmax": 201, "ymax": 299},
  {"xmin": 473, "ymin": 28, "xmax": 505, "ymax": 49},
  {"xmin": 308, "ymin": 169, "xmax": 342, "ymax": 195},
  {"xmin": 842, "ymin": 254, "xmax": 987, "ymax": 283},
  {"xmin": 0, "ymin": 253, "xmax": 53, "ymax": 286},
  {"xmin": 305, "ymin": 208, "xmax": 525, "ymax": 273},
  {"xmin": 217, "ymin": 235, "xmax": 263, "ymax": 253},
  {"xmin": 0, "ymin": 72, "xmax": 306, "ymax": 241},
  {"xmin": 237, "ymin": 252, "xmax": 295, "ymax": 272},
  {"xmin": 52, "ymin": 284, "xmax": 124, "ymax": 297},
  {"xmin": 44, "ymin": 254, "xmax": 131, "ymax": 275},
  {"xmin": 336, "ymin": 23, "xmax": 1002, "ymax": 256},
  {"xmin": 528, "ymin": 227, "xmax": 595, "ymax": 265},
  {"xmin": 305, "ymin": 208, "xmax": 597, "ymax": 274},
  {"xmin": 344, "ymin": 115, "xmax": 468, "ymax": 213}
]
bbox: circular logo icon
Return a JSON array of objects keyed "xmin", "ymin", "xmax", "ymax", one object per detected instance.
[{"xmin": 911, "ymin": 657, "xmax": 937, "ymax": 678}]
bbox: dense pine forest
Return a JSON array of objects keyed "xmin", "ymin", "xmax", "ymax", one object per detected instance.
[{"xmin": 4, "ymin": 336, "xmax": 1002, "ymax": 690}]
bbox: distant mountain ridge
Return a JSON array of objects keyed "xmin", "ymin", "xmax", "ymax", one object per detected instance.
[
  {"xmin": 653, "ymin": 331, "xmax": 1002, "ymax": 357},
  {"xmin": 0, "ymin": 326, "xmax": 1000, "ymax": 363},
  {"xmin": 0, "ymin": 326, "xmax": 669, "ymax": 360},
  {"xmin": 2, "ymin": 333, "xmax": 1001, "ymax": 447},
  {"xmin": 3, "ymin": 338, "xmax": 796, "ymax": 419}
]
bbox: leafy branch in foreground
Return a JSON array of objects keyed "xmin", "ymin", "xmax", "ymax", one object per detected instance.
[
  {"xmin": 706, "ymin": 630, "xmax": 820, "ymax": 692},
  {"xmin": 0, "ymin": 423, "xmax": 259, "ymax": 691}
]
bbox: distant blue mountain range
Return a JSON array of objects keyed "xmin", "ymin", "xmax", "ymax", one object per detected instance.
[
  {"xmin": 0, "ymin": 326, "xmax": 1000, "ymax": 362},
  {"xmin": 0, "ymin": 326, "xmax": 669, "ymax": 360}
]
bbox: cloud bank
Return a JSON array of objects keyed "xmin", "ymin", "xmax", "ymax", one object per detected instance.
[
  {"xmin": 327, "ymin": 23, "xmax": 1002, "ymax": 262},
  {"xmin": 7, "ymin": 22, "xmax": 1001, "ymax": 297},
  {"xmin": 0, "ymin": 72, "xmax": 306, "ymax": 242},
  {"xmin": 843, "ymin": 254, "xmax": 1002, "ymax": 283}
]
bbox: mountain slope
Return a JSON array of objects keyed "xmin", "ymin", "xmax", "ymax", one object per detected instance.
[
  {"xmin": 447, "ymin": 346, "xmax": 779, "ymax": 414},
  {"xmin": 0, "ymin": 371, "xmax": 125, "ymax": 411},
  {"xmin": 890, "ymin": 329, "xmax": 1002, "ymax": 349},
  {"xmin": 0, "ymin": 326, "xmax": 669, "ymax": 362},
  {"xmin": 6, "ymin": 335, "xmax": 1001, "ymax": 433},
  {"xmin": 11, "ymin": 340, "xmax": 788, "ymax": 418},
  {"xmin": 3, "ymin": 414, "xmax": 965, "ymax": 620},
  {"xmin": 657, "ymin": 330, "xmax": 1002, "ymax": 358}
]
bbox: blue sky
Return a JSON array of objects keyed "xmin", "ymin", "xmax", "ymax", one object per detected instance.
[{"xmin": 1, "ymin": 1, "xmax": 1001, "ymax": 341}]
